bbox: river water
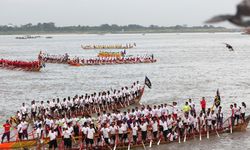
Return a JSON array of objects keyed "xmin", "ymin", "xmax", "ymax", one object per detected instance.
[{"xmin": 0, "ymin": 33, "xmax": 250, "ymax": 149}]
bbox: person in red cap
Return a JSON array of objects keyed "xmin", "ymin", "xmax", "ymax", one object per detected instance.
[{"xmin": 1, "ymin": 120, "xmax": 11, "ymax": 143}]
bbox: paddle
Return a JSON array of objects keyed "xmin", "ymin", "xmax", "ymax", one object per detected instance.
[
  {"xmin": 142, "ymin": 141, "xmax": 146, "ymax": 150},
  {"xmin": 230, "ymin": 118, "xmax": 233, "ymax": 134},
  {"xmin": 199, "ymin": 122, "xmax": 202, "ymax": 141},
  {"xmin": 215, "ymin": 127, "xmax": 220, "ymax": 138},
  {"xmin": 157, "ymin": 132, "xmax": 161, "ymax": 145},
  {"xmin": 207, "ymin": 125, "xmax": 209, "ymax": 139},
  {"xmin": 178, "ymin": 129, "xmax": 181, "ymax": 143},
  {"xmin": 183, "ymin": 128, "xmax": 187, "ymax": 142}
]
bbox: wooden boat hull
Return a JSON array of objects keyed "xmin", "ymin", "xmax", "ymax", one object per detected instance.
[{"xmin": 0, "ymin": 65, "xmax": 41, "ymax": 72}]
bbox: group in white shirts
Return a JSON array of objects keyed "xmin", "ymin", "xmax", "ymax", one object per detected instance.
[
  {"xmin": 15, "ymin": 81, "xmax": 143, "ymax": 122},
  {"xmin": 9, "ymin": 98, "xmax": 247, "ymax": 149}
]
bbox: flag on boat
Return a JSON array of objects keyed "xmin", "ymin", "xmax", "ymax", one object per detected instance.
[
  {"xmin": 145, "ymin": 76, "xmax": 152, "ymax": 89},
  {"xmin": 214, "ymin": 89, "xmax": 221, "ymax": 107}
]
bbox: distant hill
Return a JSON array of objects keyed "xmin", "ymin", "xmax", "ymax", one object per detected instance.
[{"xmin": 0, "ymin": 22, "xmax": 239, "ymax": 35}]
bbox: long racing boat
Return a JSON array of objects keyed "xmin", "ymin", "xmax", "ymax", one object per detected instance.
[
  {"xmin": 0, "ymin": 59, "xmax": 43, "ymax": 72},
  {"xmin": 81, "ymin": 43, "xmax": 136, "ymax": 50},
  {"xmin": 0, "ymin": 115, "xmax": 249, "ymax": 149}
]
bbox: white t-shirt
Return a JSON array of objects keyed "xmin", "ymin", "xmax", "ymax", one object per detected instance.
[
  {"xmin": 152, "ymin": 122, "xmax": 158, "ymax": 132},
  {"xmin": 161, "ymin": 121, "xmax": 168, "ymax": 131},
  {"xmin": 121, "ymin": 123, "xmax": 128, "ymax": 133},
  {"xmin": 48, "ymin": 131, "xmax": 57, "ymax": 141},
  {"xmin": 63, "ymin": 129, "xmax": 71, "ymax": 139},
  {"xmin": 36, "ymin": 128, "xmax": 42, "ymax": 138},
  {"xmin": 140, "ymin": 122, "xmax": 148, "ymax": 132},
  {"xmin": 21, "ymin": 121, "xmax": 28, "ymax": 130},
  {"xmin": 81, "ymin": 127, "xmax": 87, "ymax": 135},
  {"xmin": 17, "ymin": 124, "xmax": 23, "ymax": 133},
  {"xmin": 101, "ymin": 127, "xmax": 110, "ymax": 138},
  {"xmin": 87, "ymin": 128, "xmax": 95, "ymax": 139},
  {"xmin": 241, "ymin": 107, "xmax": 246, "ymax": 114},
  {"xmin": 109, "ymin": 126, "xmax": 117, "ymax": 135},
  {"xmin": 132, "ymin": 126, "xmax": 138, "ymax": 136},
  {"xmin": 21, "ymin": 106, "xmax": 27, "ymax": 114}
]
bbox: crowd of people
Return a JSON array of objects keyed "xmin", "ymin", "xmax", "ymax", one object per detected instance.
[
  {"xmin": 0, "ymin": 59, "xmax": 42, "ymax": 71},
  {"xmin": 81, "ymin": 43, "xmax": 136, "ymax": 50},
  {"xmin": 72, "ymin": 54, "xmax": 156, "ymax": 66},
  {"xmin": 14, "ymin": 81, "xmax": 143, "ymax": 122},
  {"xmin": 41, "ymin": 53, "xmax": 69, "ymax": 64},
  {"xmin": 42, "ymin": 52, "xmax": 156, "ymax": 66},
  {"xmin": 1, "ymin": 94, "xmax": 247, "ymax": 149}
]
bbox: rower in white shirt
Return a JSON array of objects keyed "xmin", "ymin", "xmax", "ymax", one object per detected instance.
[
  {"xmin": 100, "ymin": 124, "xmax": 110, "ymax": 145},
  {"xmin": 152, "ymin": 118, "xmax": 159, "ymax": 140},
  {"xmin": 109, "ymin": 122, "xmax": 117, "ymax": 144},
  {"xmin": 48, "ymin": 129, "xmax": 58, "ymax": 149},
  {"xmin": 131, "ymin": 122, "xmax": 138, "ymax": 144},
  {"xmin": 86, "ymin": 124, "xmax": 96, "ymax": 149},
  {"xmin": 140, "ymin": 120, "xmax": 148, "ymax": 142},
  {"xmin": 20, "ymin": 103, "xmax": 28, "ymax": 119}
]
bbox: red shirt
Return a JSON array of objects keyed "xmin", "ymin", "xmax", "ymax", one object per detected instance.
[
  {"xmin": 200, "ymin": 100, "xmax": 206, "ymax": 109},
  {"xmin": 3, "ymin": 123, "xmax": 11, "ymax": 132}
]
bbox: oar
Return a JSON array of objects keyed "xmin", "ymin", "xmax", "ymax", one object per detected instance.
[
  {"xmin": 192, "ymin": 128, "xmax": 196, "ymax": 139},
  {"xmin": 178, "ymin": 129, "xmax": 181, "ymax": 143},
  {"xmin": 72, "ymin": 135, "xmax": 77, "ymax": 144},
  {"xmin": 183, "ymin": 128, "xmax": 187, "ymax": 142},
  {"xmin": 149, "ymin": 139, "xmax": 153, "ymax": 148},
  {"xmin": 199, "ymin": 125, "xmax": 202, "ymax": 141},
  {"xmin": 230, "ymin": 118, "xmax": 233, "ymax": 134},
  {"xmin": 142, "ymin": 141, "xmax": 146, "ymax": 150},
  {"xmin": 207, "ymin": 125, "xmax": 209, "ymax": 139},
  {"xmin": 215, "ymin": 128, "xmax": 220, "ymax": 138},
  {"xmin": 157, "ymin": 132, "xmax": 161, "ymax": 145}
]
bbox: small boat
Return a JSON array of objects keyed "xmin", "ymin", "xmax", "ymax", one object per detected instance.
[{"xmin": 0, "ymin": 114, "xmax": 249, "ymax": 149}]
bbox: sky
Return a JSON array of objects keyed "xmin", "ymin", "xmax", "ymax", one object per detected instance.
[{"xmin": 0, "ymin": 0, "xmax": 242, "ymax": 27}]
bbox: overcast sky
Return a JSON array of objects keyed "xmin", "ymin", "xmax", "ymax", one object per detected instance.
[{"xmin": 0, "ymin": 0, "xmax": 241, "ymax": 27}]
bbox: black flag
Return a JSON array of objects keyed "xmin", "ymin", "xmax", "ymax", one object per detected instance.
[
  {"xmin": 145, "ymin": 76, "xmax": 152, "ymax": 89},
  {"xmin": 214, "ymin": 89, "xmax": 221, "ymax": 107}
]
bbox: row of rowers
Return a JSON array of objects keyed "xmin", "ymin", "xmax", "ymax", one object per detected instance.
[
  {"xmin": 3, "ymin": 100, "xmax": 247, "ymax": 148},
  {"xmin": 17, "ymin": 81, "xmax": 142, "ymax": 120},
  {"xmin": 44, "ymin": 54, "xmax": 155, "ymax": 64}
]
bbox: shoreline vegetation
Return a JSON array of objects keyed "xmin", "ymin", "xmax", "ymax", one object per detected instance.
[{"xmin": 0, "ymin": 22, "xmax": 240, "ymax": 35}]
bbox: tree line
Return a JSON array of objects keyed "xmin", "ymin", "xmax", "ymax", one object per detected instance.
[{"xmin": 0, "ymin": 22, "xmax": 233, "ymax": 34}]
